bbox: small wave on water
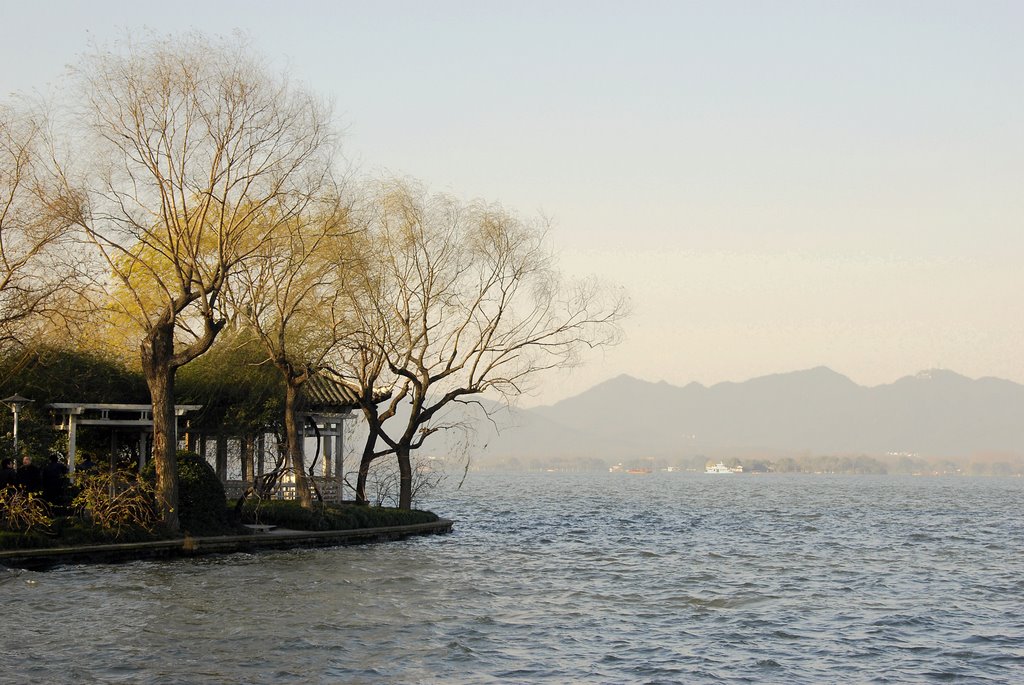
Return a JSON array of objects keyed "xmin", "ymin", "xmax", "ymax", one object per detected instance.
[{"xmin": 1, "ymin": 472, "xmax": 1023, "ymax": 684}]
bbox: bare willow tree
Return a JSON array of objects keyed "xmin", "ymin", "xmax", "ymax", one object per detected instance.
[
  {"xmin": 331, "ymin": 227, "xmax": 401, "ymax": 504},
  {"xmin": 56, "ymin": 33, "xmax": 338, "ymax": 531},
  {"xmin": 227, "ymin": 200, "xmax": 354, "ymax": 508},
  {"xmin": 334, "ymin": 181, "xmax": 628, "ymax": 508},
  {"xmin": 0, "ymin": 105, "xmax": 79, "ymax": 348}
]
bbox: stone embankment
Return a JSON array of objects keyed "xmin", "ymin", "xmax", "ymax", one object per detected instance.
[{"xmin": 0, "ymin": 519, "xmax": 454, "ymax": 570}]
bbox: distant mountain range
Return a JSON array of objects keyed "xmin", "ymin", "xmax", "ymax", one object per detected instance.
[{"xmin": 437, "ymin": 368, "xmax": 1024, "ymax": 467}]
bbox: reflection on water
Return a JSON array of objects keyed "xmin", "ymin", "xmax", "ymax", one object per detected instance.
[{"xmin": 2, "ymin": 473, "xmax": 1023, "ymax": 684}]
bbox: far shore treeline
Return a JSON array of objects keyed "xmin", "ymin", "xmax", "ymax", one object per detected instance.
[
  {"xmin": 0, "ymin": 31, "xmax": 626, "ymax": 533},
  {"xmin": 476, "ymin": 453, "xmax": 1020, "ymax": 477}
]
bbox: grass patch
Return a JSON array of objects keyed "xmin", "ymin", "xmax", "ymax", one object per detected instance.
[{"xmin": 0, "ymin": 516, "xmax": 169, "ymax": 549}]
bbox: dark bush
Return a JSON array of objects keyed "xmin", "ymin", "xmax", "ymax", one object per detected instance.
[
  {"xmin": 241, "ymin": 499, "xmax": 438, "ymax": 531},
  {"xmin": 143, "ymin": 451, "xmax": 234, "ymax": 536},
  {"xmin": 175, "ymin": 451, "xmax": 234, "ymax": 535}
]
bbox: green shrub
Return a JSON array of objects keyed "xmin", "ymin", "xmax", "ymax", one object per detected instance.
[
  {"xmin": 0, "ymin": 487, "xmax": 51, "ymax": 534},
  {"xmin": 174, "ymin": 451, "xmax": 234, "ymax": 536},
  {"xmin": 72, "ymin": 470, "xmax": 158, "ymax": 539},
  {"xmin": 241, "ymin": 499, "xmax": 438, "ymax": 532},
  {"xmin": 142, "ymin": 451, "xmax": 234, "ymax": 536}
]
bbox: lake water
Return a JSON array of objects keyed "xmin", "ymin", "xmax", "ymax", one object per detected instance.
[{"xmin": 1, "ymin": 472, "xmax": 1022, "ymax": 684}]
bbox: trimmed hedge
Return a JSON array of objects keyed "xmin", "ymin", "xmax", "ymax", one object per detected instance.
[
  {"xmin": 241, "ymin": 500, "xmax": 438, "ymax": 532},
  {"xmin": 142, "ymin": 451, "xmax": 236, "ymax": 536},
  {"xmin": 174, "ymin": 451, "xmax": 236, "ymax": 536},
  {"xmin": 2, "ymin": 454, "xmax": 442, "ymax": 550}
]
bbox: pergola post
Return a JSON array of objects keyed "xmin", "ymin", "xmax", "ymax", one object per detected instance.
[
  {"xmin": 48, "ymin": 403, "xmax": 201, "ymax": 475},
  {"xmin": 215, "ymin": 431, "xmax": 228, "ymax": 480},
  {"xmin": 138, "ymin": 432, "xmax": 147, "ymax": 469},
  {"xmin": 241, "ymin": 435, "xmax": 254, "ymax": 483},
  {"xmin": 334, "ymin": 424, "xmax": 344, "ymax": 496},
  {"xmin": 68, "ymin": 412, "xmax": 78, "ymax": 474},
  {"xmin": 256, "ymin": 432, "xmax": 265, "ymax": 478},
  {"xmin": 323, "ymin": 422, "xmax": 333, "ymax": 478}
]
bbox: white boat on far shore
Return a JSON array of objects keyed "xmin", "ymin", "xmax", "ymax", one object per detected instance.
[{"xmin": 705, "ymin": 462, "xmax": 742, "ymax": 474}]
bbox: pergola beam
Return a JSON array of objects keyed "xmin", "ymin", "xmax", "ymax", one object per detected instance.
[{"xmin": 49, "ymin": 403, "xmax": 202, "ymax": 473}]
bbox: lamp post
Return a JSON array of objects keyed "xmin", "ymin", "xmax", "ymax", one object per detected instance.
[{"xmin": 2, "ymin": 393, "xmax": 33, "ymax": 455}]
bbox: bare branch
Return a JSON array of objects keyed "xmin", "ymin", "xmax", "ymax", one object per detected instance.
[
  {"xmin": 0, "ymin": 103, "xmax": 84, "ymax": 348},
  {"xmin": 334, "ymin": 179, "xmax": 628, "ymax": 507},
  {"xmin": 49, "ymin": 31, "xmax": 341, "ymax": 530}
]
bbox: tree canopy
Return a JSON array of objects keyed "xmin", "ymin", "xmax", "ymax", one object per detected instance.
[
  {"xmin": 50, "ymin": 32, "xmax": 341, "ymax": 530},
  {"xmin": 0, "ymin": 31, "xmax": 627, "ymax": 516}
]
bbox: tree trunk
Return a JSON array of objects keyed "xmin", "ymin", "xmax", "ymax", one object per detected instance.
[
  {"xmin": 284, "ymin": 381, "xmax": 313, "ymax": 508},
  {"xmin": 141, "ymin": 321, "xmax": 180, "ymax": 534},
  {"xmin": 355, "ymin": 427, "xmax": 379, "ymax": 505},
  {"xmin": 397, "ymin": 445, "xmax": 413, "ymax": 510}
]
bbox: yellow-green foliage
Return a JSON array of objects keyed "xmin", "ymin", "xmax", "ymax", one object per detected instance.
[
  {"xmin": 0, "ymin": 486, "xmax": 51, "ymax": 533},
  {"xmin": 72, "ymin": 470, "xmax": 159, "ymax": 537}
]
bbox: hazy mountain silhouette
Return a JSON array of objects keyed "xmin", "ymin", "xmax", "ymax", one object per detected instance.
[{"xmin": 455, "ymin": 367, "xmax": 1024, "ymax": 465}]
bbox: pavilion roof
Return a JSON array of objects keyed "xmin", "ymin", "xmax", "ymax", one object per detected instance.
[{"xmin": 299, "ymin": 372, "xmax": 390, "ymax": 414}]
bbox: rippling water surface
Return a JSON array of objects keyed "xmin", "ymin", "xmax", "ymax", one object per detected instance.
[{"xmin": 2, "ymin": 473, "xmax": 1022, "ymax": 683}]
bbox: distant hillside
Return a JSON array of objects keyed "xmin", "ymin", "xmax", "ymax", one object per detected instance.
[{"xmin": 438, "ymin": 368, "xmax": 1024, "ymax": 468}]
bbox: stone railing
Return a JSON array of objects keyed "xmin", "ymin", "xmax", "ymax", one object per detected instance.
[{"xmin": 223, "ymin": 477, "xmax": 344, "ymax": 503}]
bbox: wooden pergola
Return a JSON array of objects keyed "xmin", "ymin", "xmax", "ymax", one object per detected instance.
[
  {"xmin": 46, "ymin": 373, "xmax": 385, "ymax": 503},
  {"xmin": 49, "ymin": 403, "xmax": 202, "ymax": 474}
]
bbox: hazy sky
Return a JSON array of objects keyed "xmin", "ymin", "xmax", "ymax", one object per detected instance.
[{"xmin": 3, "ymin": 1, "xmax": 1022, "ymax": 405}]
